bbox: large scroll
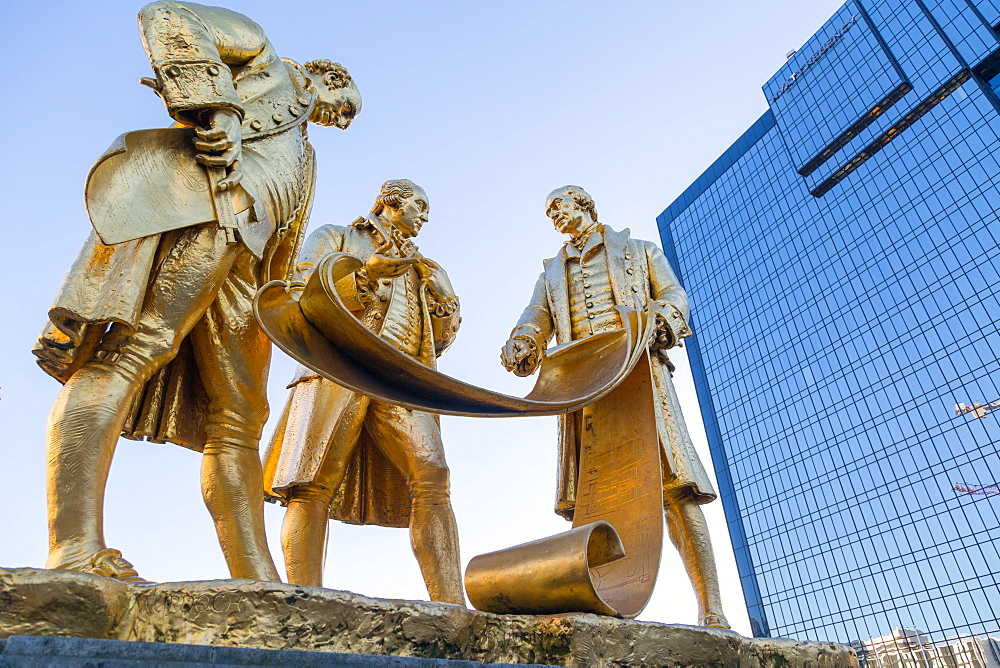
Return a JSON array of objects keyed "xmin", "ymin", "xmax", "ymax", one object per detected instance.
[
  {"xmin": 253, "ymin": 252, "xmax": 655, "ymax": 417},
  {"xmin": 464, "ymin": 355, "xmax": 662, "ymax": 618}
]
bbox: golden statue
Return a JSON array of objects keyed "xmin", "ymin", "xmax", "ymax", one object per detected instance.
[
  {"xmin": 496, "ymin": 186, "xmax": 731, "ymax": 628},
  {"xmin": 32, "ymin": 0, "xmax": 360, "ymax": 583},
  {"xmin": 261, "ymin": 180, "xmax": 465, "ymax": 605}
]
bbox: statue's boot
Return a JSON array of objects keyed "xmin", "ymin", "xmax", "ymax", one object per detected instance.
[
  {"xmin": 666, "ymin": 494, "xmax": 731, "ymax": 630},
  {"xmin": 701, "ymin": 612, "xmax": 732, "ymax": 629},
  {"xmin": 281, "ymin": 485, "xmax": 332, "ymax": 586},
  {"xmin": 202, "ymin": 442, "xmax": 281, "ymax": 581},
  {"xmin": 279, "ymin": 482, "xmax": 464, "ymax": 603},
  {"xmin": 45, "ymin": 362, "xmax": 149, "ymax": 584},
  {"xmin": 52, "ymin": 548, "xmax": 153, "ymax": 585},
  {"xmin": 410, "ymin": 480, "xmax": 464, "ymax": 606}
]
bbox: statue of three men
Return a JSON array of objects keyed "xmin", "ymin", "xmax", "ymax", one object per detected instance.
[{"xmin": 32, "ymin": 1, "xmax": 729, "ymax": 628}]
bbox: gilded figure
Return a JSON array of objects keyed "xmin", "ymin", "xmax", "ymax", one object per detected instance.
[
  {"xmin": 33, "ymin": 1, "xmax": 361, "ymax": 582},
  {"xmin": 262, "ymin": 180, "xmax": 465, "ymax": 605},
  {"xmin": 500, "ymin": 186, "xmax": 730, "ymax": 627}
]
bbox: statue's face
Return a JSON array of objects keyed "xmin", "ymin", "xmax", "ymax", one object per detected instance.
[
  {"xmin": 385, "ymin": 187, "xmax": 429, "ymax": 238},
  {"xmin": 311, "ymin": 83, "xmax": 361, "ymax": 129},
  {"xmin": 546, "ymin": 189, "xmax": 592, "ymax": 237}
]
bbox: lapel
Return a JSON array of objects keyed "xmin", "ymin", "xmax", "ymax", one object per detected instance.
[
  {"xmin": 603, "ymin": 225, "xmax": 632, "ymax": 307},
  {"xmin": 543, "ymin": 247, "xmax": 573, "ymax": 345},
  {"xmin": 416, "ymin": 282, "xmax": 436, "ymax": 367}
]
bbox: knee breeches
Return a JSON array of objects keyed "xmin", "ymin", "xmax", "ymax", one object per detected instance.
[
  {"xmin": 294, "ymin": 397, "xmax": 452, "ymax": 510},
  {"xmin": 89, "ymin": 224, "xmax": 271, "ymax": 450}
]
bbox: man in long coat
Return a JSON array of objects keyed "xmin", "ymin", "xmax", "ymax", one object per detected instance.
[
  {"xmin": 263, "ymin": 179, "xmax": 464, "ymax": 605},
  {"xmin": 500, "ymin": 185, "xmax": 730, "ymax": 628},
  {"xmin": 33, "ymin": 1, "xmax": 360, "ymax": 582}
]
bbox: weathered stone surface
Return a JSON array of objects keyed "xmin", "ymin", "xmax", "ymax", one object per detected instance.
[
  {"xmin": 0, "ymin": 568, "xmax": 129, "ymax": 640},
  {"xmin": 0, "ymin": 568, "xmax": 858, "ymax": 667}
]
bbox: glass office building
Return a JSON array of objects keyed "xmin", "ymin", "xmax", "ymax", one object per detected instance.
[{"xmin": 658, "ymin": 0, "xmax": 1000, "ymax": 647}]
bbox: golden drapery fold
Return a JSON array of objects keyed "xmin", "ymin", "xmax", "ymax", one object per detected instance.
[
  {"xmin": 253, "ymin": 253, "xmax": 655, "ymax": 418},
  {"xmin": 34, "ymin": 145, "xmax": 316, "ymax": 451}
]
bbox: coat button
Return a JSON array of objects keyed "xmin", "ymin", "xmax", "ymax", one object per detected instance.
[
  {"xmin": 631, "ymin": 286, "xmax": 639, "ymax": 292},
  {"xmin": 586, "ymin": 302, "xmax": 594, "ymax": 308},
  {"xmin": 298, "ymin": 96, "xmax": 310, "ymax": 106},
  {"xmin": 583, "ymin": 283, "xmax": 591, "ymax": 288},
  {"xmin": 207, "ymin": 65, "xmax": 220, "ymax": 76},
  {"xmin": 165, "ymin": 65, "xmax": 181, "ymax": 78},
  {"xmin": 626, "ymin": 268, "xmax": 634, "ymax": 275},
  {"xmin": 588, "ymin": 314, "xmax": 595, "ymax": 319},
  {"xmin": 272, "ymin": 113, "xmax": 284, "ymax": 123},
  {"xmin": 288, "ymin": 105, "xmax": 299, "ymax": 117},
  {"xmin": 585, "ymin": 292, "xmax": 592, "ymax": 298},
  {"xmin": 249, "ymin": 119, "xmax": 262, "ymax": 131},
  {"xmin": 374, "ymin": 313, "xmax": 383, "ymax": 320}
]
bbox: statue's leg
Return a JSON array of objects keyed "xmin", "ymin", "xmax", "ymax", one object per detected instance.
[
  {"xmin": 664, "ymin": 488, "xmax": 730, "ymax": 628},
  {"xmin": 190, "ymin": 248, "xmax": 280, "ymax": 581},
  {"xmin": 46, "ymin": 224, "xmax": 239, "ymax": 577},
  {"xmin": 45, "ymin": 350, "xmax": 148, "ymax": 576},
  {"xmin": 280, "ymin": 485, "xmax": 333, "ymax": 587},
  {"xmin": 368, "ymin": 403, "xmax": 464, "ymax": 605},
  {"xmin": 280, "ymin": 389, "xmax": 369, "ymax": 586}
]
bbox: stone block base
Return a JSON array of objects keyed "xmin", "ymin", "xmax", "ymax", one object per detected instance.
[{"xmin": 0, "ymin": 568, "xmax": 857, "ymax": 667}]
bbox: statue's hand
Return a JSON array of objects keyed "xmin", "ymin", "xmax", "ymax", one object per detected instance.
[
  {"xmin": 415, "ymin": 256, "xmax": 455, "ymax": 299},
  {"xmin": 652, "ymin": 304, "xmax": 691, "ymax": 352},
  {"xmin": 194, "ymin": 108, "xmax": 243, "ymax": 191},
  {"xmin": 501, "ymin": 337, "xmax": 539, "ymax": 376},
  {"xmin": 365, "ymin": 242, "xmax": 420, "ymax": 281},
  {"xmin": 652, "ymin": 314, "xmax": 677, "ymax": 351}
]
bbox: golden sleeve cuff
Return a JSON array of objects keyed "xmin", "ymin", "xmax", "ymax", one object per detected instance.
[{"xmin": 151, "ymin": 59, "xmax": 244, "ymax": 125}]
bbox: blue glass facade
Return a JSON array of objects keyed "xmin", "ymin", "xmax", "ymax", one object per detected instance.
[{"xmin": 659, "ymin": 0, "xmax": 1000, "ymax": 645}]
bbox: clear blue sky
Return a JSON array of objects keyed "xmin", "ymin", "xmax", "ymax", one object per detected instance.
[{"xmin": 0, "ymin": 0, "xmax": 844, "ymax": 633}]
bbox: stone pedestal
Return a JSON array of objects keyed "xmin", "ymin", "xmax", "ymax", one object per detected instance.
[{"xmin": 0, "ymin": 568, "xmax": 857, "ymax": 667}]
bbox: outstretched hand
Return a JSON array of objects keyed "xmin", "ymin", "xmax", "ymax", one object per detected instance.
[
  {"xmin": 194, "ymin": 108, "xmax": 243, "ymax": 191},
  {"xmin": 500, "ymin": 338, "xmax": 536, "ymax": 375},
  {"xmin": 365, "ymin": 242, "xmax": 420, "ymax": 280}
]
